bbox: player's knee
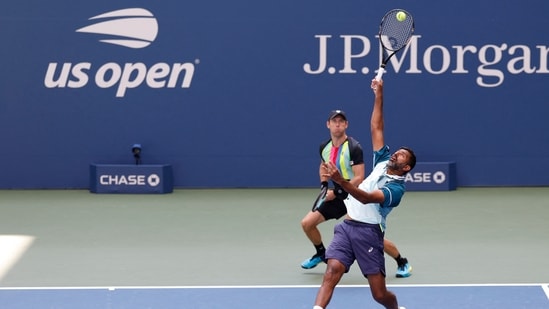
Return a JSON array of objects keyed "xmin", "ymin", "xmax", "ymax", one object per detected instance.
[
  {"xmin": 301, "ymin": 215, "xmax": 318, "ymax": 230},
  {"xmin": 322, "ymin": 268, "xmax": 342, "ymax": 286},
  {"xmin": 300, "ymin": 217, "xmax": 311, "ymax": 230},
  {"xmin": 323, "ymin": 260, "xmax": 344, "ymax": 282}
]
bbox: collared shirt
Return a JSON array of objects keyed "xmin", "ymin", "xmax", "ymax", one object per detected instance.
[{"xmin": 344, "ymin": 145, "xmax": 406, "ymax": 231}]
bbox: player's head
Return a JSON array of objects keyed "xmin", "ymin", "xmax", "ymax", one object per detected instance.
[
  {"xmin": 387, "ymin": 146, "xmax": 416, "ymax": 175},
  {"xmin": 326, "ymin": 110, "xmax": 348, "ymax": 137}
]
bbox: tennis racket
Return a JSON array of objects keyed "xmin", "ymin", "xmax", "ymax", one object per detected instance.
[
  {"xmin": 375, "ymin": 9, "xmax": 415, "ymax": 81},
  {"xmin": 312, "ymin": 181, "xmax": 328, "ymax": 211}
]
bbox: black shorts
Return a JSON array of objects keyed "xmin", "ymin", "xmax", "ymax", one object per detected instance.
[{"xmin": 317, "ymin": 198, "xmax": 347, "ymax": 220}]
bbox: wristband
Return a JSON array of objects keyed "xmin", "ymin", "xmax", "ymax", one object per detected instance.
[{"xmin": 334, "ymin": 187, "xmax": 348, "ymax": 200}]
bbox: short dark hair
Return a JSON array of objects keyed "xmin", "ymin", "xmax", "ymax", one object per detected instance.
[{"xmin": 399, "ymin": 146, "xmax": 416, "ymax": 170}]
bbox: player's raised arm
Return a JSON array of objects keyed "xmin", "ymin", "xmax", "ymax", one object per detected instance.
[{"xmin": 370, "ymin": 79, "xmax": 385, "ymax": 152}]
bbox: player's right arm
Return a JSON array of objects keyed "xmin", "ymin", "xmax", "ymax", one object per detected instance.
[{"xmin": 370, "ymin": 79, "xmax": 385, "ymax": 152}]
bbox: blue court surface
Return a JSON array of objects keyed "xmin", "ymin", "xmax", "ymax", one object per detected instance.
[{"xmin": 1, "ymin": 284, "xmax": 548, "ymax": 309}]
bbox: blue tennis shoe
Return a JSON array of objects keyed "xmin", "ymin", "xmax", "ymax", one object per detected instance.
[
  {"xmin": 396, "ymin": 259, "xmax": 412, "ymax": 278},
  {"xmin": 301, "ymin": 255, "xmax": 325, "ymax": 269}
]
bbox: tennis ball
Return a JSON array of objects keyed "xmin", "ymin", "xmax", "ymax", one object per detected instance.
[{"xmin": 396, "ymin": 11, "xmax": 407, "ymax": 22}]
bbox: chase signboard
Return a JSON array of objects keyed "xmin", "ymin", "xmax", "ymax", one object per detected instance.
[
  {"xmin": 90, "ymin": 164, "xmax": 173, "ymax": 194},
  {"xmin": 404, "ymin": 162, "xmax": 457, "ymax": 191}
]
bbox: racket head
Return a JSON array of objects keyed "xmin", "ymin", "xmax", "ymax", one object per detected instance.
[{"xmin": 378, "ymin": 9, "xmax": 414, "ymax": 52}]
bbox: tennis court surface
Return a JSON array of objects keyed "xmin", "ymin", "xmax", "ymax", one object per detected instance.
[{"xmin": 0, "ymin": 188, "xmax": 547, "ymax": 308}]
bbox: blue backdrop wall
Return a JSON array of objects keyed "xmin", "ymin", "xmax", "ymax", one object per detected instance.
[{"xmin": 1, "ymin": 0, "xmax": 548, "ymax": 188}]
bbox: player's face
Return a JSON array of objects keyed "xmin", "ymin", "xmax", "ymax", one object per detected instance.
[
  {"xmin": 387, "ymin": 149, "xmax": 411, "ymax": 174},
  {"xmin": 327, "ymin": 116, "xmax": 348, "ymax": 137}
]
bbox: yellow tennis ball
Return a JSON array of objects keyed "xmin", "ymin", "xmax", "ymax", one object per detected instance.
[{"xmin": 396, "ymin": 11, "xmax": 407, "ymax": 22}]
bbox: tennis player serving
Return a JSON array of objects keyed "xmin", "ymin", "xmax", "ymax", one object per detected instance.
[{"xmin": 312, "ymin": 78, "xmax": 416, "ymax": 309}]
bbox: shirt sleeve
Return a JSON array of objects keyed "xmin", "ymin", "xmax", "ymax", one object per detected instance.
[
  {"xmin": 380, "ymin": 181, "xmax": 405, "ymax": 208},
  {"xmin": 349, "ymin": 137, "xmax": 364, "ymax": 166},
  {"xmin": 319, "ymin": 139, "xmax": 330, "ymax": 161},
  {"xmin": 372, "ymin": 145, "xmax": 390, "ymax": 168}
]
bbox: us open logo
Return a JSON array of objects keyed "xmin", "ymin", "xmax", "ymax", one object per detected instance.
[
  {"xmin": 44, "ymin": 7, "xmax": 197, "ymax": 98},
  {"xmin": 76, "ymin": 8, "xmax": 158, "ymax": 49}
]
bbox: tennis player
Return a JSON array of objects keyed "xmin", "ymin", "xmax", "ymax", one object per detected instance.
[
  {"xmin": 300, "ymin": 110, "xmax": 413, "ymax": 279},
  {"xmin": 300, "ymin": 110, "xmax": 365, "ymax": 269},
  {"xmin": 312, "ymin": 78, "xmax": 416, "ymax": 309}
]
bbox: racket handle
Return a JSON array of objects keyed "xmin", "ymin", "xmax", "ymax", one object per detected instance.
[{"xmin": 375, "ymin": 66, "xmax": 386, "ymax": 81}]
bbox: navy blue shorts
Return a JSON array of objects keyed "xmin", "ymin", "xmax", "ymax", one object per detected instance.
[{"xmin": 325, "ymin": 219, "xmax": 386, "ymax": 276}]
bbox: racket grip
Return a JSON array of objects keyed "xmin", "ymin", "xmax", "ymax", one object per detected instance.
[
  {"xmin": 320, "ymin": 181, "xmax": 328, "ymax": 189},
  {"xmin": 375, "ymin": 67, "xmax": 385, "ymax": 81}
]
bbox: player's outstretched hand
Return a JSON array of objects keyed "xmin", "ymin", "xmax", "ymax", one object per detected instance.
[{"xmin": 371, "ymin": 79, "xmax": 383, "ymax": 94}]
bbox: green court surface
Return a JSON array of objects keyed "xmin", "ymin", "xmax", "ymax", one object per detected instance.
[{"xmin": 0, "ymin": 187, "xmax": 547, "ymax": 287}]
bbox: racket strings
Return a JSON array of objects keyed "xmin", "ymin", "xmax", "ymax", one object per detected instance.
[{"xmin": 379, "ymin": 11, "xmax": 414, "ymax": 51}]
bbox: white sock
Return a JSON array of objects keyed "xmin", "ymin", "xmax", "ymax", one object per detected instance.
[{"xmin": 313, "ymin": 306, "xmax": 323, "ymax": 309}]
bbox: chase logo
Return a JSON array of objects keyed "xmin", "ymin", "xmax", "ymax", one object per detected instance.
[
  {"xmin": 99, "ymin": 174, "xmax": 160, "ymax": 187},
  {"xmin": 76, "ymin": 8, "xmax": 158, "ymax": 49},
  {"xmin": 147, "ymin": 174, "xmax": 160, "ymax": 187}
]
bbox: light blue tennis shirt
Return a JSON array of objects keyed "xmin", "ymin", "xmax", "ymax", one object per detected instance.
[{"xmin": 344, "ymin": 145, "xmax": 406, "ymax": 231}]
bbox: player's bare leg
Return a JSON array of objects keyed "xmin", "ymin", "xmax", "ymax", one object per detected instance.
[
  {"xmin": 314, "ymin": 258, "xmax": 345, "ymax": 308},
  {"xmin": 300, "ymin": 211, "xmax": 327, "ymax": 269},
  {"xmin": 301, "ymin": 211, "xmax": 326, "ymax": 245},
  {"xmin": 367, "ymin": 272, "xmax": 400, "ymax": 309}
]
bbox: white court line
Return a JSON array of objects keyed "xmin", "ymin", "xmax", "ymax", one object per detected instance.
[
  {"xmin": 542, "ymin": 284, "xmax": 549, "ymax": 301},
  {"xmin": 0, "ymin": 283, "xmax": 547, "ymax": 290},
  {"xmin": 0, "ymin": 235, "xmax": 35, "ymax": 281}
]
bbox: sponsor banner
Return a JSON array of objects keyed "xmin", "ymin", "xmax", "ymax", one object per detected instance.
[
  {"xmin": 2, "ymin": 2, "xmax": 549, "ymax": 188},
  {"xmin": 404, "ymin": 162, "xmax": 456, "ymax": 191},
  {"xmin": 89, "ymin": 164, "xmax": 173, "ymax": 194}
]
